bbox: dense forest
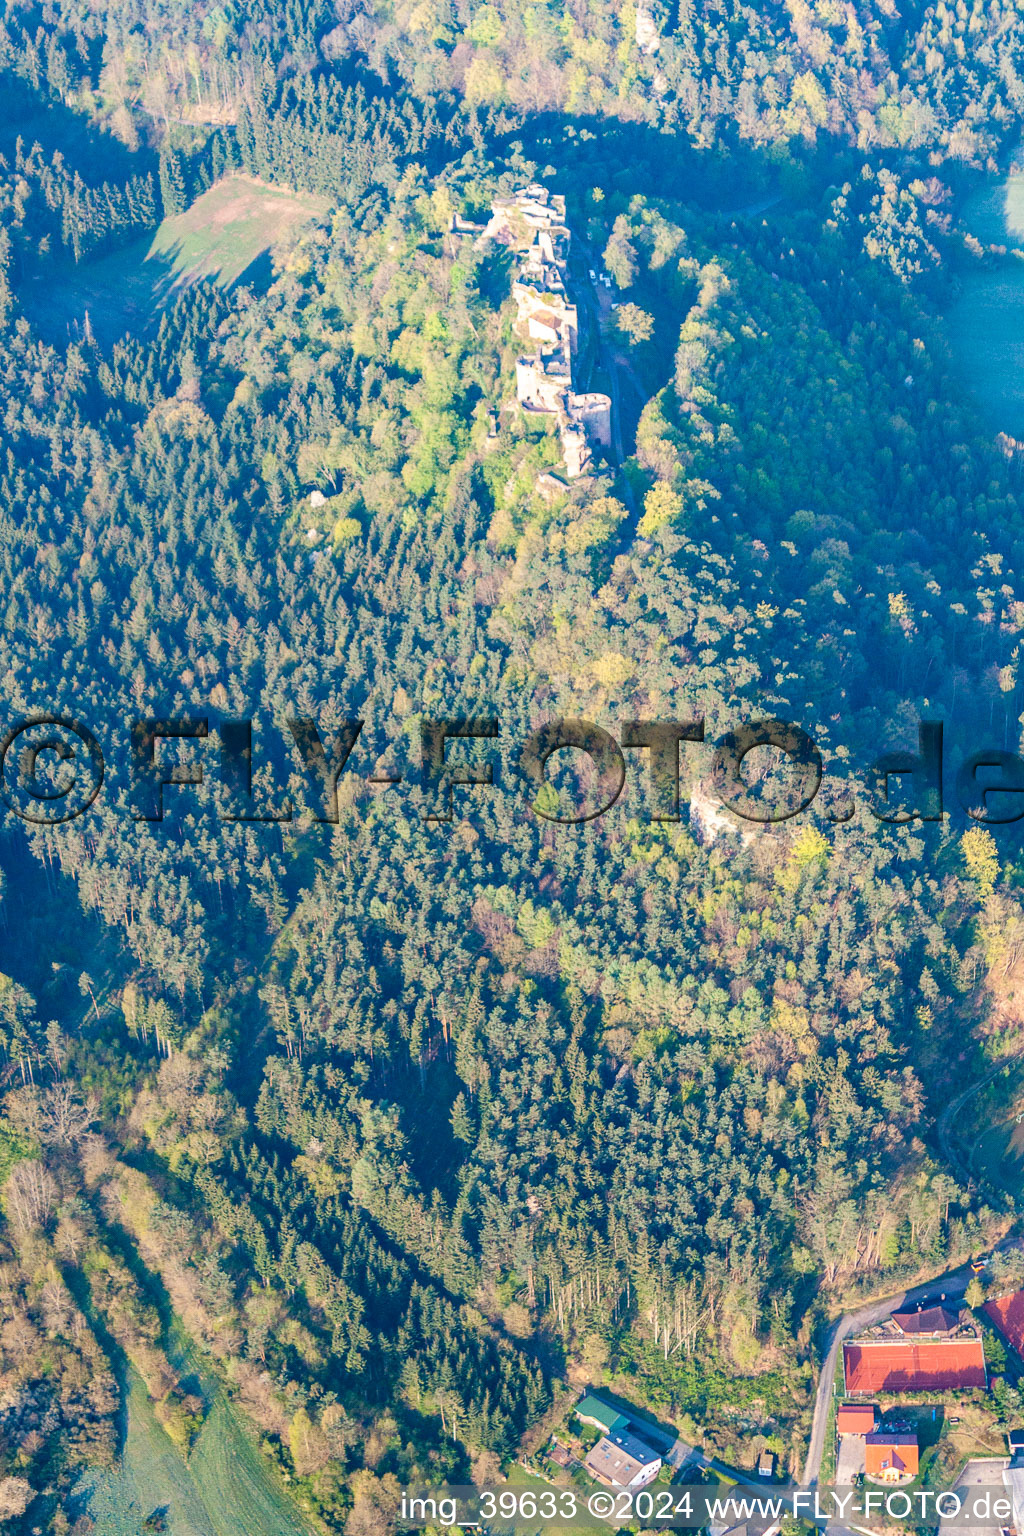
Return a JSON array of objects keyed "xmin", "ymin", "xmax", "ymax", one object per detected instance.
[{"xmin": 3, "ymin": 0, "xmax": 1024, "ymax": 1531}]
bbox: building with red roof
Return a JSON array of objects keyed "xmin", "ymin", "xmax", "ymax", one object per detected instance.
[
  {"xmin": 984, "ymin": 1292, "xmax": 1024, "ymax": 1360},
  {"xmin": 843, "ymin": 1337, "xmax": 987, "ymax": 1394},
  {"xmin": 865, "ymin": 1432, "xmax": 919, "ymax": 1483},
  {"xmin": 837, "ymin": 1403, "xmax": 878, "ymax": 1435}
]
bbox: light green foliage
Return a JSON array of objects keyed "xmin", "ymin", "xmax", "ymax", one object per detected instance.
[
  {"xmin": 517, "ymin": 900, "xmax": 557, "ymax": 948},
  {"xmin": 961, "ymin": 828, "xmax": 999, "ymax": 900},
  {"xmin": 0, "ymin": 1119, "xmax": 34, "ymax": 1184},
  {"xmin": 468, "ymin": 4, "xmax": 504, "ymax": 46},
  {"xmin": 638, "ymin": 480, "xmax": 683, "ymax": 535},
  {"xmin": 614, "ymin": 302, "xmax": 655, "ymax": 344},
  {"xmin": 333, "ymin": 516, "xmax": 362, "ymax": 544}
]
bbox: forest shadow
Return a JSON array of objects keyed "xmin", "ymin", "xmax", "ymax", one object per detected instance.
[
  {"xmin": 59, "ymin": 1257, "xmax": 135, "ymax": 1464},
  {"xmin": 0, "ymin": 826, "xmax": 123, "ymax": 1009},
  {"xmin": 22, "ymin": 228, "xmax": 286, "ymax": 352},
  {"xmin": 12, "ymin": 104, "xmax": 806, "ymax": 358},
  {"xmin": 0, "ymin": 73, "xmax": 159, "ymax": 182},
  {"xmin": 231, "ymin": 245, "xmax": 276, "ymax": 295},
  {"xmin": 20, "ymin": 238, "xmax": 198, "ymax": 350},
  {"xmin": 493, "ymin": 110, "xmax": 796, "ymax": 214}
]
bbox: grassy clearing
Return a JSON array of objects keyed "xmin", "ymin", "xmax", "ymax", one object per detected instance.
[
  {"xmin": 188, "ymin": 1391, "xmax": 315, "ymax": 1536},
  {"xmin": 907, "ymin": 1399, "xmax": 1005, "ymax": 1488},
  {"xmin": 76, "ymin": 1340, "xmax": 314, "ymax": 1536},
  {"xmin": 947, "ymin": 267, "xmax": 1024, "ymax": 436},
  {"xmin": 960, "ymin": 176, "xmax": 1024, "ymax": 251},
  {"xmin": 23, "ymin": 174, "xmax": 330, "ymax": 347},
  {"xmin": 948, "ymin": 173, "xmax": 1024, "ymax": 437},
  {"xmin": 955, "ymin": 1060, "xmax": 1024, "ymax": 1194},
  {"xmin": 145, "ymin": 175, "xmax": 330, "ymax": 287},
  {"xmin": 973, "ymin": 1115, "xmax": 1024, "ymax": 1191},
  {"xmin": 74, "ymin": 1365, "xmax": 217, "ymax": 1536}
]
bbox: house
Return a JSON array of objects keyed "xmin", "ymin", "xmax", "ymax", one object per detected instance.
[
  {"xmin": 575, "ymin": 1393, "xmax": 628, "ymax": 1436},
  {"xmin": 585, "ymin": 1428, "xmax": 662, "ymax": 1491},
  {"xmin": 843, "ymin": 1336, "xmax": 987, "ymax": 1393},
  {"xmin": 864, "ymin": 1432, "xmax": 919, "ymax": 1483},
  {"xmin": 1008, "ymin": 1428, "xmax": 1024, "ymax": 1454},
  {"xmin": 837, "ymin": 1403, "xmax": 878, "ymax": 1436},
  {"xmin": 891, "ymin": 1305, "xmax": 960, "ymax": 1336},
  {"xmin": 757, "ymin": 1450, "xmax": 776, "ymax": 1479},
  {"xmin": 526, "ymin": 307, "xmax": 570, "ymax": 348},
  {"xmin": 549, "ymin": 1440, "xmax": 573, "ymax": 1468}
]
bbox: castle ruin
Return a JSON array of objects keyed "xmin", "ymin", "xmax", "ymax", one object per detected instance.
[{"xmin": 473, "ymin": 185, "xmax": 612, "ymax": 481}]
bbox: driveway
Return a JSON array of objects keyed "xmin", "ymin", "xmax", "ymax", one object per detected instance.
[
  {"xmin": 939, "ymin": 1456, "xmax": 1008, "ymax": 1536},
  {"xmin": 835, "ymin": 1434, "xmax": 865, "ymax": 1486}
]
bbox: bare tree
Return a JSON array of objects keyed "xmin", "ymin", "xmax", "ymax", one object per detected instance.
[
  {"xmin": 38, "ymin": 1082, "xmax": 95, "ymax": 1148},
  {"xmin": 78, "ymin": 972, "xmax": 100, "ymax": 1020},
  {"xmin": 0, "ymin": 1476, "xmax": 33, "ymax": 1520},
  {"xmin": 4, "ymin": 1160, "xmax": 58, "ymax": 1233}
]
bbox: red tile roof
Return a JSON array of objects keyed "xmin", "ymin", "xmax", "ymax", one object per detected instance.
[
  {"xmin": 837, "ymin": 1403, "xmax": 878, "ymax": 1434},
  {"xmin": 984, "ymin": 1292, "xmax": 1024, "ymax": 1359},
  {"xmin": 843, "ymin": 1337, "xmax": 987, "ymax": 1393},
  {"xmin": 865, "ymin": 1434, "xmax": 919, "ymax": 1479}
]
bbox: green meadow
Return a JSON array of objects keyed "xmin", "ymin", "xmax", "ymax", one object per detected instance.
[
  {"xmin": 23, "ymin": 175, "xmax": 329, "ymax": 346},
  {"xmin": 947, "ymin": 172, "xmax": 1024, "ymax": 436},
  {"xmin": 75, "ymin": 1331, "xmax": 315, "ymax": 1536},
  {"xmin": 143, "ymin": 175, "xmax": 330, "ymax": 287}
]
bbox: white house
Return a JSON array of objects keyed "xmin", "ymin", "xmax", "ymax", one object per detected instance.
[{"xmin": 585, "ymin": 1428, "xmax": 662, "ymax": 1491}]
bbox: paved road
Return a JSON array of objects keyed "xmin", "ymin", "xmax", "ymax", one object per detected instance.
[
  {"xmin": 802, "ymin": 1264, "xmax": 976, "ymax": 1486},
  {"xmin": 665, "ymin": 1433, "xmax": 765, "ymax": 1486}
]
